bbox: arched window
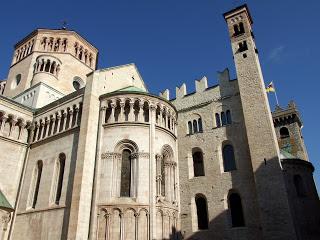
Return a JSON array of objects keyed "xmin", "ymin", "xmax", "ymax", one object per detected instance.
[
  {"xmin": 215, "ymin": 113, "xmax": 221, "ymax": 128},
  {"xmin": 55, "ymin": 153, "xmax": 66, "ymax": 204},
  {"xmin": 195, "ymin": 194, "xmax": 208, "ymax": 230},
  {"xmin": 229, "ymin": 193, "xmax": 245, "ymax": 227},
  {"xmin": 233, "ymin": 24, "xmax": 240, "ymax": 35},
  {"xmin": 188, "ymin": 121, "xmax": 192, "ymax": 134},
  {"xmin": 193, "ymin": 120, "xmax": 198, "ymax": 133},
  {"xmin": 198, "ymin": 118, "xmax": 203, "ymax": 132},
  {"xmin": 239, "ymin": 22, "xmax": 245, "ymax": 34},
  {"xmin": 221, "ymin": 112, "xmax": 227, "ymax": 126},
  {"xmin": 193, "ymin": 150, "xmax": 205, "ymax": 177},
  {"xmin": 280, "ymin": 127, "xmax": 290, "ymax": 139},
  {"xmin": 45, "ymin": 60, "xmax": 51, "ymax": 72},
  {"xmin": 226, "ymin": 110, "xmax": 232, "ymax": 124},
  {"xmin": 223, "ymin": 144, "xmax": 236, "ymax": 172},
  {"xmin": 120, "ymin": 149, "xmax": 131, "ymax": 197},
  {"xmin": 32, "ymin": 160, "xmax": 43, "ymax": 208},
  {"xmin": 294, "ymin": 175, "xmax": 306, "ymax": 197}
]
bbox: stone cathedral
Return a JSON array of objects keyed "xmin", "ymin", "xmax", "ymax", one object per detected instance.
[{"xmin": 0, "ymin": 4, "xmax": 319, "ymax": 240}]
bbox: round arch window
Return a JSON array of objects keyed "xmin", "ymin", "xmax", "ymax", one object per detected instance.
[
  {"xmin": 72, "ymin": 76, "xmax": 84, "ymax": 91},
  {"xmin": 11, "ymin": 74, "xmax": 22, "ymax": 89}
]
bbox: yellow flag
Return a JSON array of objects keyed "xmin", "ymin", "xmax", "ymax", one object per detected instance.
[{"xmin": 266, "ymin": 82, "xmax": 275, "ymax": 93}]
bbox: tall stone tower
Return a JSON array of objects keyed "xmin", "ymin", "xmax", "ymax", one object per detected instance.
[
  {"xmin": 4, "ymin": 28, "xmax": 98, "ymax": 108},
  {"xmin": 224, "ymin": 5, "xmax": 297, "ymax": 239}
]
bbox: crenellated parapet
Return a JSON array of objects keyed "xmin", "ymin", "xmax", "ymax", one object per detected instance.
[
  {"xmin": 160, "ymin": 68, "xmax": 236, "ymax": 101},
  {"xmin": 100, "ymin": 92, "xmax": 177, "ymax": 136},
  {"xmin": 272, "ymin": 101, "xmax": 302, "ymax": 128}
]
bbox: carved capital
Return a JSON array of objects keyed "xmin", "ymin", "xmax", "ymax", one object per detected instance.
[
  {"xmin": 131, "ymin": 152, "xmax": 150, "ymax": 159},
  {"xmin": 156, "ymin": 154, "xmax": 163, "ymax": 161},
  {"xmin": 101, "ymin": 152, "xmax": 122, "ymax": 159}
]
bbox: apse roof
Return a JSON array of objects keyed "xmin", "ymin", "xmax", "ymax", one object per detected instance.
[{"xmin": 116, "ymin": 86, "xmax": 146, "ymax": 93}]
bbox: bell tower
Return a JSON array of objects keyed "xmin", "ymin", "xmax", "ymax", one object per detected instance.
[
  {"xmin": 4, "ymin": 28, "xmax": 98, "ymax": 108},
  {"xmin": 272, "ymin": 101, "xmax": 309, "ymax": 160},
  {"xmin": 224, "ymin": 5, "xmax": 297, "ymax": 239}
]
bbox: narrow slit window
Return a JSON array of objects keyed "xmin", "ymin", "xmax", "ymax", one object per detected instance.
[
  {"xmin": 198, "ymin": 118, "xmax": 203, "ymax": 132},
  {"xmin": 193, "ymin": 120, "xmax": 198, "ymax": 133},
  {"xmin": 32, "ymin": 161, "xmax": 43, "ymax": 208},
  {"xmin": 120, "ymin": 149, "xmax": 131, "ymax": 197},
  {"xmin": 188, "ymin": 121, "xmax": 192, "ymax": 134},
  {"xmin": 215, "ymin": 113, "xmax": 221, "ymax": 127},
  {"xmin": 221, "ymin": 112, "xmax": 227, "ymax": 126},
  {"xmin": 55, "ymin": 153, "xmax": 66, "ymax": 205},
  {"xmin": 226, "ymin": 110, "xmax": 232, "ymax": 124}
]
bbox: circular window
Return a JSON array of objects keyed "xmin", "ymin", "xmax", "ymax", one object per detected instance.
[
  {"xmin": 73, "ymin": 81, "xmax": 81, "ymax": 90},
  {"xmin": 72, "ymin": 76, "xmax": 84, "ymax": 91},
  {"xmin": 11, "ymin": 74, "xmax": 21, "ymax": 89}
]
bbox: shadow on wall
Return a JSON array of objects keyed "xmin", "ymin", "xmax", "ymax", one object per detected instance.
[
  {"xmin": 177, "ymin": 158, "xmax": 319, "ymax": 240},
  {"xmin": 60, "ymin": 131, "xmax": 80, "ymax": 240}
]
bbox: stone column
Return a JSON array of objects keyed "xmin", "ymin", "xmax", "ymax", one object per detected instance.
[
  {"xmin": 156, "ymin": 154, "xmax": 162, "ymax": 197},
  {"xmin": 38, "ymin": 121, "xmax": 45, "ymax": 140},
  {"xmin": 110, "ymin": 102, "xmax": 116, "ymax": 123},
  {"xmin": 119, "ymin": 100, "xmax": 125, "ymax": 122},
  {"xmin": 62, "ymin": 111, "xmax": 67, "ymax": 131},
  {"xmin": 128, "ymin": 100, "xmax": 135, "ymax": 122},
  {"xmin": 32, "ymin": 123, "xmax": 38, "ymax": 142},
  {"xmin": 56, "ymin": 113, "xmax": 62, "ymax": 133},
  {"xmin": 18, "ymin": 122, "xmax": 26, "ymax": 140},
  {"xmin": 149, "ymin": 103, "xmax": 157, "ymax": 239},
  {"xmin": 100, "ymin": 106, "xmax": 107, "ymax": 124},
  {"xmin": 106, "ymin": 213, "xmax": 111, "ymax": 240},
  {"xmin": 164, "ymin": 163, "xmax": 169, "ymax": 201},
  {"xmin": 130, "ymin": 154, "xmax": 137, "ymax": 198},
  {"xmin": 134, "ymin": 212, "xmax": 139, "ymax": 240},
  {"xmin": 138, "ymin": 102, "xmax": 144, "ymax": 122},
  {"xmin": 9, "ymin": 118, "xmax": 17, "ymax": 137},
  {"xmin": 74, "ymin": 106, "xmax": 80, "ymax": 126},
  {"xmin": 0, "ymin": 115, "xmax": 8, "ymax": 133},
  {"xmin": 167, "ymin": 163, "xmax": 172, "ymax": 202},
  {"xmin": 45, "ymin": 118, "xmax": 50, "ymax": 138},
  {"xmin": 164, "ymin": 110, "xmax": 168, "ymax": 129},
  {"xmin": 68, "ymin": 109, "xmax": 74, "ymax": 129},
  {"xmin": 173, "ymin": 164, "xmax": 177, "ymax": 203},
  {"xmin": 120, "ymin": 212, "xmax": 124, "ymax": 240},
  {"xmin": 50, "ymin": 117, "xmax": 56, "ymax": 136}
]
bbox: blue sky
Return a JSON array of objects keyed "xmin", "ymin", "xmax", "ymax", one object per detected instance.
[{"xmin": 1, "ymin": 0, "xmax": 319, "ymax": 189}]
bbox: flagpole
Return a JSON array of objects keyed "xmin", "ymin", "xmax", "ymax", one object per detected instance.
[{"xmin": 273, "ymin": 81, "xmax": 280, "ymax": 106}]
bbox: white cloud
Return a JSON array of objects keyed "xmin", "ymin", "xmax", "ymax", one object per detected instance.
[{"xmin": 268, "ymin": 45, "xmax": 285, "ymax": 62}]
